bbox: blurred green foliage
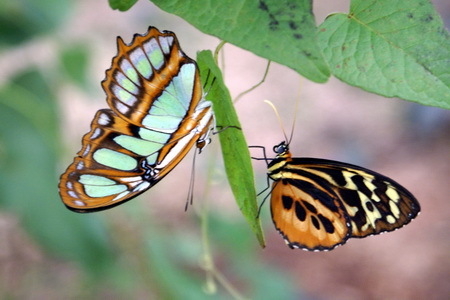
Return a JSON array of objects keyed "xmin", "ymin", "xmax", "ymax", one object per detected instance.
[
  {"xmin": 0, "ymin": 69, "xmax": 115, "ymax": 274},
  {"xmin": 60, "ymin": 44, "xmax": 91, "ymax": 91},
  {"xmin": 0, "ymin": 0, "xmax": 71, "ymax": 46}
]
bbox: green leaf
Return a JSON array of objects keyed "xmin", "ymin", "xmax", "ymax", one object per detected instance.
[
  {"xmin": 151, "ymin": 0, "xmax": 330, "ymax": 83},
  {"xmin": 317, "ymin": 0, "xmax": 450, "ymax": 109},
  {"xmin": 196, "ymin": 50, "xmax": 265, "ymax": 248},
  {"xmin": 109, "ymin": 0, "xmax": 139, "ymax": 11}
]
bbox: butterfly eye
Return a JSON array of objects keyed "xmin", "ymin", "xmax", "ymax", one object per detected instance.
[{"xmin": 273, "ymin": 141, "xmax": 288, "ymax": 154}]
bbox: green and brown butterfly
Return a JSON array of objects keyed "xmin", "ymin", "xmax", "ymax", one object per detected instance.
[{"xmin": 59, "ymin": 27, "xmax": 214, "ymax": 212}]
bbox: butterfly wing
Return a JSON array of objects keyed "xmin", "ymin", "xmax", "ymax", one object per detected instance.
[
  {"xmin": 270, "ymin": 177, "xmax": 351, "ymax": 251},
  {"xmin": 269, "ymin": 157, "xmax": 420, "ymax": 251},
  {"xmin": 102, "ymin": 27, "xmax": 207, "ymax": 132},
  {"xmin": 302, "ymin": 159, "xmax": 421, "ymax": 238},
  {"xmin": 59, "ymin": 27, "xmax": 214, "ymax": 212},
  {"xmin": 59, "ymin": 109, "xmax": 159, "ymax": 212},
  {"xmin": 101, "ymin": 27, "xmax": 214, "ymax": 169}
]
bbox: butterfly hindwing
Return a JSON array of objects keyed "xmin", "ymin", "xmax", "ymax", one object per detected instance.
[
  {"xmin": 271, "ymin": 177, "xmax": 351, "ymax": 251},
  {"xmin": 59, "ymin": 109, "xmax": 158, "ymax": 211},
  {"xmin": 268, "ymin": 143, "xmax": 420, "ymax": 251},
  {"xmin": 59, "ymin": 27, "xmax": 214, "ymax": 212}
]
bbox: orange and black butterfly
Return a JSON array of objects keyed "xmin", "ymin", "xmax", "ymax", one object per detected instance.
[
  {"xmin": 267, "ymin": 141, "xmax": 420, "ymax": 251},
  {"xmin": 59, "ymin": 27, "xmax": 214, "ymax": 212}
]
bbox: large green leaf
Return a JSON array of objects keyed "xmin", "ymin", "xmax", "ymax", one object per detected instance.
[
  {"xmin": 197, "ymin": 50, "xmax": 265, "ymax": 248},
  {"xmin": 317, "ymin": 0, "xmax": 450, "ymax": 109},
  {"xmin": 151, "ymin": 0, "xmax": 329, "ymax": 83},
  {"xmin": 109, "ymin": 0, "xmax": 138, "ymax": 11}
]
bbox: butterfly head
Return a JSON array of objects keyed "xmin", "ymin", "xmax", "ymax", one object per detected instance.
[{"xmin": 273, "ymin": 141, "xmax": 291, "ymax": 158}]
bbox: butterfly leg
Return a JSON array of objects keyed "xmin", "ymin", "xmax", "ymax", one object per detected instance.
[
  {"xmin": 213, "ymin": 125, "xmax": 242, "ymax": 134},
  {"xmin": 248, "ymin": 145, "xmax": 271, "ymax": 166}
]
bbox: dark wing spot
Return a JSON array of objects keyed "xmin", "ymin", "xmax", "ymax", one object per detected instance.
[
  {"xmin": 282, "ymin": 195, "xmax": 293, "ymax": 210},
  {"xmin": 366, "ymin": 201, "xmax": 374, "ymax": 212},
  {"xmin": 315, "ymin": 167, "xmax": 347, "ymax": 186},
  {"xmin": 295, "ymin": 201, "xmax": 307, "ymax": 221},
  {"xmin": 129, "ymin": 124, "xmax": 142, "ymax": 138},
  {"xmin": 340, "ymin": 189, "xmax": 361, "ymax": 207},
  {"xmin": 318, "ymin": 214, "xmax": 335, "ymax": 233},
  {"xmin": 311, "ymin": 215, "xmax": 320, "ymax": 230},
  {"xmin": 351, "ymin": 175, "xmax": 372, "ymax": 198},
  {"xmin": 302, "ymin": 200, "xmax": 317, "ymax": 214},
  {"xmin": 374, "ymin": 180, "xmax": 388, "ymax": 197},
  {"xmin": 291, "ymin": 179, "xmax": 340, "ymax": 212}
]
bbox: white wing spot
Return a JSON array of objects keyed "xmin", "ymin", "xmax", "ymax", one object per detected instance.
[
  {"xmin": 68, "ymin": 191, "xmax": 78, "ymax": 198},
  {"xmin": 76, "ymin": 161, "xmax": 84, "ymax": 170},
  {"xmin": 97, "ymin": 113, "xmax": 111, "ymax": 125},
  {"xmin": 66, "ymin": 181, "xmax": 73, "ymax": 189},
  {"xmin": 91, "ymin": 128, "xmax": 102, "ymax": 140},
  {"xmin": 120, "ymin": 176, "xmax": 142, "ymax": 183},
  {"xmin": 115, "ymin": 101, "xmax": 129, "ymax": 114},
  {"xmin": 113, "ymin": 191, "xmax": 129, "ymax": 201},
  {"xmin": 386, "ymin": 215, "xmax": 397, "ymax": 224},
  {"xmin": 133, "ymin": 181, "xmax": 151, "ymax": 192},
  {"xmin": 389, "ymin": 200, "xmax": 401, "ymax": 218},
  {"xmin": 74, "ymin": 200, "xmax": 85, "ymax": 206},
  {"xmin": 82, "ymin": 144, "xmax": 91, "ymax": 157},
  {"xmin": 385, "ymin": 186, "xmax": 400, "ymax": 202}
]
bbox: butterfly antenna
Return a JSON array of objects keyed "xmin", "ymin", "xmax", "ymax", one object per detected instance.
[
  {"xmin": 288, "ymin": 81, "xmax": 303, "ymax": 145},
  {"xmin": 287, "ymin": 95, "xmax": 300, "ymax": 145},
  {"xmin": 264, "ymin": 100, "xmax": 289, "ymax": 144}
]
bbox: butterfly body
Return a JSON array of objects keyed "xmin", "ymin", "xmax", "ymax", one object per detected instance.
[
  {"xmin": 268, "ymin": 141, "xmax": 420, "ymax": 251},
  {"xmin": 59, "ymin": 27, "xmax": 214, "ymax": 212}
]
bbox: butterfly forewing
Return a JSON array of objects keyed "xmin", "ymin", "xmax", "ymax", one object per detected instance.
[
  {"xmin": 102, "ymin": 27, "xmax": 203, "ymax": 129},
  {"xmin": 59, "ymin": 27, "xmax": 214, "ymax": 212},
  {"xmin": 268, "ymin": 146, "xmax": 420, "ymax": 251},
  {"xmin": 298, "ymin": 159, "xmax": 420, "ymax": 238}
]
